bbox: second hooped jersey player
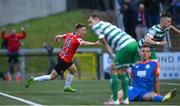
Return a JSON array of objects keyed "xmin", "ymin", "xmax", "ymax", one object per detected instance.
[{"xmin": 59, "ymin": 32, "xmax": 82, "ymax": 63}]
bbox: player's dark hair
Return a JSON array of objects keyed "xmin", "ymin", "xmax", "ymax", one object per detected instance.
[
  {"xmin": 141, "ymin": 45, "xmax": 150, "ymax": 49},
  {"xmin": 75, "ymin": 23, "xmax": 86, "ymax": 29},
  {"xmin": 160, "ymin": 13, "xmax": 171, "ymax": 19},
  {"xmin": 89, "ymin": 14, "xmax": 101, "ymax": 20}
]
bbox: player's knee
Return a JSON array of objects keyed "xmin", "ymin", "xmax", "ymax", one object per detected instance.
[
  {"xmin": 117, "ymin": 69, "xmax": 126, "ymax": 74},
  {"xmin": 69, "ymin": 70, "xmax": 75, "ymax": 75},
  {"xmin": 50, "ymin": 75, "xmax": 57, "ymax": 80},
  {"xmin": 110, "ymin": 69, "xmax": 117, "ymax": 74},
  {"xmin": 50, "ymin": 71, "xmax": 58, "ymax": 80}
]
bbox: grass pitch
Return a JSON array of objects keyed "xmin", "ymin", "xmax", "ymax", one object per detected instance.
[{"xmin": 0, "ymin": 80, "xmax": 179, "ymax": 105}]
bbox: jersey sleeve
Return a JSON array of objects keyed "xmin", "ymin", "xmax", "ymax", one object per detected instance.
[
  {"xmin": 1, "ymin": 31, "xmax": 9, "ymax": 39},
  {"xmin": 92, "ymin": 27, "xmax": 104, "ymax": 39},
  {"xmin": 63, "ymin": 33, "xmax": 69, "ymax": 39},
  {"xmin": 77, "ymin": 38, "xmax": 83, "ymax": 45},
  {"xmin": 147, "ymin": 27, "xmax": 156, "ymax": 38},
  {"xmin": 130, "ymin": 67, "xmax": 134, "ymax": 78},
  {"xmin": 17, "ymin": 31, "xmax": 26, "ymax": 39}
]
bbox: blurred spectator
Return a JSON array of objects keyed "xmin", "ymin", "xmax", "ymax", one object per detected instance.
[
  {"xmin": 142, "ymin": 0, "xmax": 162, "ymax": 27},
  {"xmin": 102, "ymin": 0, "xmax": 114, "ymax": 14},
  {"xmin": 171, "ymin": 0, "xmax": 180, "ymax": 26},
  {"xmin": 135, "ymin": 3, "xmax": 148, "ymax": 40},
  {"xmin": 129, "ymin": 0, "xmax": 140, "ymax": 11},
  {"xmin": 118, "ymin": 0, "xmax": 140, "ymax": 11},
  {"xmin": 160, "ymin": 0, "xmax": 172, "ymax": 13},
  {"xmin": 120, "ymin": 0, "xmax": 136, "ymax": 39},
  {"xmin": 1, "ymin": 27, "xmax": 26, "ymax": 81},
  {"xmin": 43, "ymin": 42, "xmax": 56, "ymax": 74},
  {"xmin": 43, "ymin": 43, "xmax": 64, "ymax": 79},
  {"xmin": 77, "ymin": 0, "xmax": 113, "ymax": 12}
]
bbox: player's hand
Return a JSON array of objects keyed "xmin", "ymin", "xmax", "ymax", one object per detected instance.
[
  {"xmin": 21, "ymin": 27, "xmax": 25, "ymax": 31},
  {"xmin": 43, "ymin": 42, "xmax": 46, "ymax": 47},
  {"xmin": 54, "ymin": 36, "xmax": 60, "ymax": 42},
  {"xmin": 95, "ymin": 40, "xmax": 101, "ymax": 46},
  {"xmin": 54, "ymin": 36, "xmax": 59, "ymax": 41},
  {"xmin": 20, "ymin": 42, "xmax": 24, "ymax": 46},
  {"xmin": 110, "ymin": 54, "xmax": 116, "ymax": 70},
  {"xmin": 160, "ymin": 41, "xmax": 167, "ymax": 46},
  {"xmin": 110, "ymin": 62, "xmax": 116, "ymax": 70}
]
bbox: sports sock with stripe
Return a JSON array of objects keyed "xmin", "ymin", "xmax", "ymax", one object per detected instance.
[
  {"xmin": 34, "ymin": 75, "xmax": 51, "ymax": 81},
  {"xmin": 152, "ymin": 95, "xmax": 163, "ymax": 102},
  {"xmin": 64, "ymin": 73, "xmax": 74, "ymax": 88},
  {"xmin": 118, "ymin": 73, "xmax": 129, "ymax": 100}
]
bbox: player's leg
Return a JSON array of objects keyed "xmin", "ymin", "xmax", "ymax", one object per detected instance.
[
  {"xmin": 105, "ymin": 86, "xmax": 141, "ymax": 104},
  {"xmin": 64, "ymin": 63, "xmax": 77, "ymax": 92},
  {"xmin": 14, "ymin": 62, "xmax": 21, "ymax": 81},
  {"xmin": 35, "ymin": 69, "xmax": 58, "ymax": 81},
  {"xmin": 110, "ymin": 69, "xmax": 119, "ymax": 104},
  {"xmin": 105, "ymin": 63, "xmax": 128, "ymax": 104},
  {"xmin": 104, "ymin": 90, "xmax": 123, "ymax": 104},
  {"xmin": 163, "ymin": 88, "xmax": 176, "ymax": 102},
  {"xmin": 103, "ymin": 62, "xmax": 119, "ymax": 104},
  {"xmin": 25, "ymin": 69, "xmax": 58, "ymax": 88},
  {"xmin": 115, "ymin": 42, "xmax": 138, "ymax": 104},
  {"xmin": 14, "ymin": 55, "xmax": 22, "ymax": 81},
  {"xmin": 143, "ymin": 92, "xmax": 163, "ymax": 102},
  {"xmin": 143, "ymin": 88, "xmax": 176, "ymax": 103},
  {"xmin": 117, "ymin": 69, "xmax": 129, "ymax": 104},
  {"xmin": 5, "ymin": 56, "xmax": 13, "ymax": 81},
  {"xmin": 25, "ymin": 57, "xmax": 70, "ymax": 88}
]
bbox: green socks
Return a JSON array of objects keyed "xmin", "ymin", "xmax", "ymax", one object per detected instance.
[
  {"xmin": 118, "ymin": 74, "xmax": 129, "ymax": 100},
  {"xmin": 110, "ymin": 74, "xmax": 118, "ymax": 101}
]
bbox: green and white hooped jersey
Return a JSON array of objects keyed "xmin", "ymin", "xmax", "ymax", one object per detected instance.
[
  {"xmin": 92, "ymin": 21, "xmax": 136, "ymax": 51},
  {"xmin": 138, "ymin": 24, "xmax": 170, "ymax": 49}
]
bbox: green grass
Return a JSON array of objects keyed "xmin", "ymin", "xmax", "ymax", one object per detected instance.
[{"xmin": 0, "ymin": 80, "xmax": 179, "ymax": 105}]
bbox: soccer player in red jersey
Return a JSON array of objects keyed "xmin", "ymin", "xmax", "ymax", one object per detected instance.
[{"xmin": 25, "ymin": 23, "xmax": 101, "ymax": 92}]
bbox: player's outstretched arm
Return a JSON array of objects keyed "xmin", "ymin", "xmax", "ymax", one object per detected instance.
[
  {"xmin": 170, "ymin": 25, "xmax": 180, "ymax": 35},
  {"xmin": 54, "ymin": 34, "xmax": 66, "ymax": 42},
  {"xmin": 81, "ymin": 40, "xmax": 101, "ymax": 46},
  {"xmin": 100, "ymin": 38, "xmax": 115, "ymax": 62}
]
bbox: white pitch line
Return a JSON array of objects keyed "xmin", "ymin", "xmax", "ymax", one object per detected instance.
[
  {"xmin": 161, "ymin": 82, "xmax": 180, "ymax": 86},
  {"xmin": 0, "ymin": 92, "xmax": 43, "ymax": 106},
  {"xmin": 3, "ymin": 90, "xmax": 110, "ymax": 94}
]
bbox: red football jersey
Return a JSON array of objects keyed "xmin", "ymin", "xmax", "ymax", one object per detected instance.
[
  {"xmin": 1, "ymin": 31, "xmax": 26, "ymax": 52},
  {"xmin": 59, "ymin": 33, "xmax": 82, "ymax": 63}
]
